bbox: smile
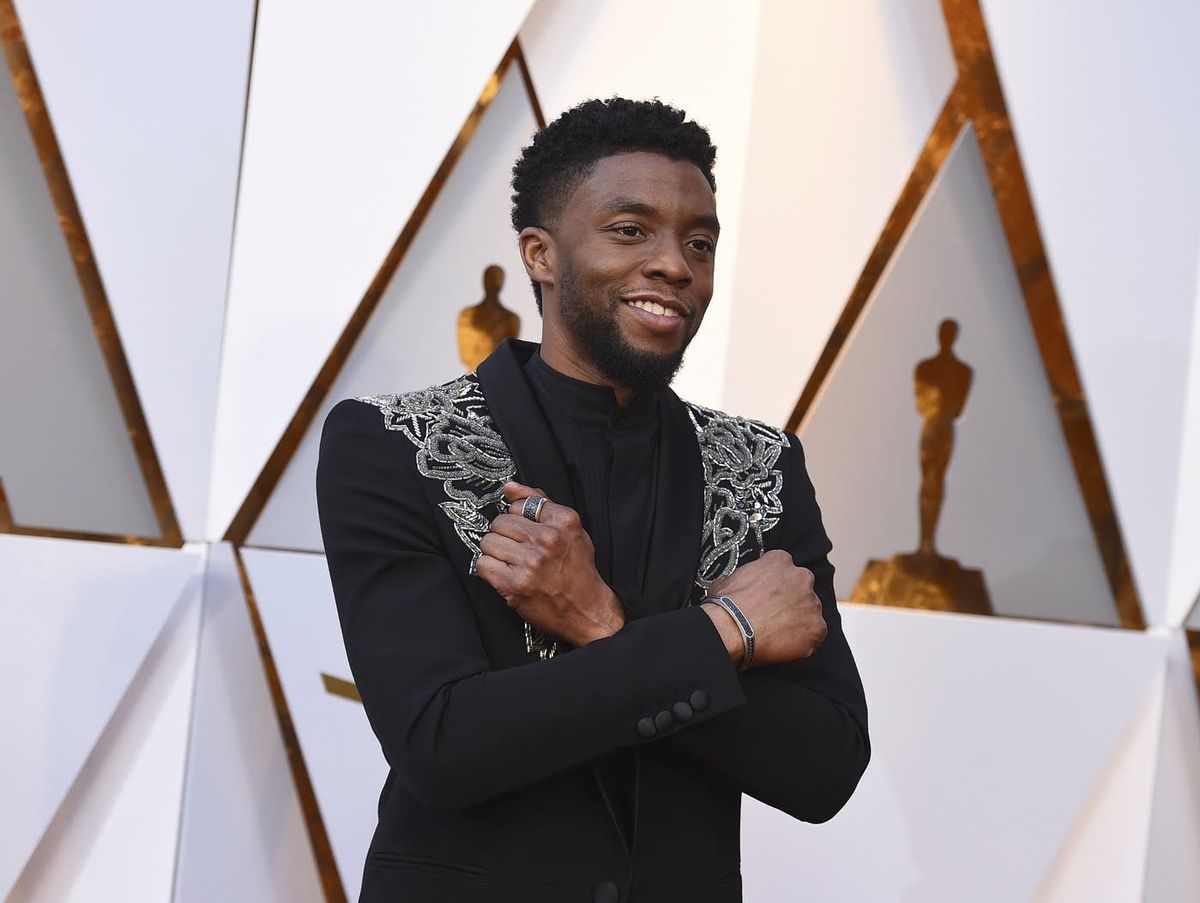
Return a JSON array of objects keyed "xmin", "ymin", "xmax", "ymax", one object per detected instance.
[{"xmin": 624, "ymin": 298, "xmax": 682, "ymax": 318}]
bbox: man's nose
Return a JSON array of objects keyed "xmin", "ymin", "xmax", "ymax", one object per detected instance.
[{"xmin": 643, "ymin": 238, "xmax": 692, "ymax": 285}]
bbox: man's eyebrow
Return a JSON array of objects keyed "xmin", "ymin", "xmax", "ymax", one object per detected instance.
[
  {"xmin": 599, "ymin": 198, "xmax": 721, "ymax": 232},
  {"xmin": 599, "ymin": 198, "xmax": 658, "ymax": 217}
]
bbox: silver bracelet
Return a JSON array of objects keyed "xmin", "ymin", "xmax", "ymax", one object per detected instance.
[{"xmin": 701, "ymin": 594, "xmax": 755, "ymax": 671}]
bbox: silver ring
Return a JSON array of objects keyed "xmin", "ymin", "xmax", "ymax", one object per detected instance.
[{"xmin": 521, "ymin": 496, "xmax": 547, "ymax": 522}]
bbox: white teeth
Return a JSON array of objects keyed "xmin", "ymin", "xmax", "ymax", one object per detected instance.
[{"xmin": 627, "ymin": 299, "xmax": 680, "ymax": 318}]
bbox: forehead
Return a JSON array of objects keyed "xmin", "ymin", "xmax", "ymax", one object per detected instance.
[{"xmin": 567, "ymin": 151, "xmax": 716, "ymax": 217}]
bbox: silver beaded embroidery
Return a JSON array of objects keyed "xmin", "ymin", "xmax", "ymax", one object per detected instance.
[
  {"xmin": 360, "ymin": 375, "xmax": 787, "ymax": 657},
  {"xmin": 359, "ymin": 376, "xmax": 556, "ymax": 660},
  {"xmin": 683, "ymin": 401, "xmax": 787, "ymax": 590}
]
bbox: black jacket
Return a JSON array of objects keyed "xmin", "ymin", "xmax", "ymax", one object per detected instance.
[{"xmin": 316, "ymin": 339, "xmax": 869, "ymax": 903}]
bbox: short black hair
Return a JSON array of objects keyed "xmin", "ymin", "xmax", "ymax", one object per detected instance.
[{"xmin": 510, "ymin": 97, "xmax": 717, "ymax": 311}]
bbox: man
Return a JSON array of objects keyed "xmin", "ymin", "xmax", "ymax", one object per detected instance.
[{"xmin": 317, "ymin": 98, "xmax": 869, "ymax": 903}]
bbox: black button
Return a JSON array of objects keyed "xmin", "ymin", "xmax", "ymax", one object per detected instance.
[
  {"xmin": 593, "ymin": 880, "xmax": 620, "ymax": 903},
  {"xmin": 690, "ymin": 689, "xmax": 710, "ymax": 711},
  {"xmin": 672, "ymin": 701, "xmax": 694, "ymax": 722},
  {"xmin": 636, "ymin": 717, "xmax": 656, "ymax": 739},
  {"xmin": 654, "ymin": 709, "xmax": 674, "ymax": 732}
]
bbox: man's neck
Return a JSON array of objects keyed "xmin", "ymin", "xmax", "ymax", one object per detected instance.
[{"xmin": 538, "ymin": 332, "xmax": 636, "ymax": 408}]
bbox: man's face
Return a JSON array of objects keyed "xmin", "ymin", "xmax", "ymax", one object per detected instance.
[{"xmin": 543, "ymin": 152, "xmax": 719, "ymax": 393}]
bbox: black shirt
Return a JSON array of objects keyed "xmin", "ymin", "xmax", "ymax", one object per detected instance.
[
  {"xmin": 522, "ymin": 350, "xmax": 661, "ymax": 610},
  {"xmin": 522, "ymin": 350, "xmax": 662, "ymax": 848}
]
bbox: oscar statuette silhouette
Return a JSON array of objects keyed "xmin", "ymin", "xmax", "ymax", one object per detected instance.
[{"xmin": 849, "ymin": 318, "xmax": 992, "ymax": 614}]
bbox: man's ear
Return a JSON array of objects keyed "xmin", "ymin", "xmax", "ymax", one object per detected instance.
[{"xmin": 518, "ymin": 226, "xmax": 555, "ymax": 294}]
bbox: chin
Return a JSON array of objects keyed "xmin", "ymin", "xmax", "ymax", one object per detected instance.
[{"xmin": 621, "ymin": 323, "xmax": 692, "ymax": 357}]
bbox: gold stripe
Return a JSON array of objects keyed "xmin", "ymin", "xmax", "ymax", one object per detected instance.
[
  {"xmin": 514, "ymin": 40, "xmax": 547, "ymax": 129},
  {"xmin": 0, "ymin": 477, "xmax": 13, "ymax": 532},
  {"xmin": 234, "ymin": 547, "xmax": 348, "ymax": 903},
  {"xmin": 786, "ymin": 83, "xmax": 968, "ymax": 433},
  {"xmin": 321, "ymin": 673, "xmax": 362, "ymax": 704},
  {"xmin": 1189, "ymin": 630, "xmax": 1200, "ymax": 709},
  {"xmin": 787, "ymin": 0, "xmax": 1145, "ymax": 630},
  {"xmin": 940, "ymin": 0, "xmax": 1144, "ymax": 630},
  {"xmin": 0, "ymin": 1, "xmax": 182, "ymax": 547},
  {"xmin": 225, "ymin": 38, "xmax": 539, "ymax": 546}
]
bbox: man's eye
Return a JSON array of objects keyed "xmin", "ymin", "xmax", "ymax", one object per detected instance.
[
  {"xmin": 613, "ymin": 224, "xmax": 643, "ymax": 238},
  {"xmin": 689, "ymin": 238, "xmax": 715, "ymax": 253}
]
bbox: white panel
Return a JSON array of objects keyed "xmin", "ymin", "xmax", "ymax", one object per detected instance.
[
  {"xmin": 1034, "ymin": 669, "xmax": 1163, "ymax": 902},
  {"xmin": 519, "ymin": 0, "xmax": 763, "ymax": 407},
  {"xmin": 207, "ymin": 0, "xmax": 534, "ymax": 539},
  {"xmin": 249, "ymin": 64, "xmax": 539, "ymax": 551},
  {"xmin": 0, "ymin": 535, "xmax": 201, "ymax": 898},
  {"xmin": 723, "ymin": 0, "xmax": 957, "ymax": 424},
  {"xmin": 0, "ymin": 52, "xmax": 158, "ymax": 537},
  {"xmin": 1144, "ymin": 630, "xmax": 1200, "ymax": 903},
  {"xmin": 14, "ymin": 0, "xmax": 256, "ymax": 540},
  {"xmin": 800, "ymin": 130, "xmax": 1115, "ymax": 624},
  {"xmin": 242, "ymin": 548, "xmax": 386, "ymax": 902},
  {"xmin": 979, "ymin": 0, "xmax": 1200, "ymax": 625},
  {"xmin": 174, "ymin": 543, "xmax": 323, "ymax": 903},
  {"xmin": 741, "ymin": 604, "xmax": 1166, "ymax": 903},
  {"xmin": 9, "ymin": 568, "xmax": 202, "ymax": 902},
  {"xmin": 1170, "ymin": 255, "xmax": 1200, "ymax": 627}
]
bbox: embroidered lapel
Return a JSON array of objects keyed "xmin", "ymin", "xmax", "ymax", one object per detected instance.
[
  {"xmin": 682, "ymin": 401, "xmax": 788, "ymax": 591},
  {"xmin": 359, "ymin": 376, "xmax": 559, "ymax": 662},
  {"xmin": 360, "ymin": 367, "xmax": 789, "ymax": 660},
  {"xmin": 361, "ymin": 375, "xmax": 511, "ymax": 557}
]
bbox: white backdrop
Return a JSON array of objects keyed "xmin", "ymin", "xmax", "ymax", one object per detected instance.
[{"xmin": 2, "ymin": 1, "xmax": 1199, "ymax": 901}]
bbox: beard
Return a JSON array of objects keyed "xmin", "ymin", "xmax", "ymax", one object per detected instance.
[{"xmin": 556, "ymin": 259, "xmax": 692, "ymax": 395}]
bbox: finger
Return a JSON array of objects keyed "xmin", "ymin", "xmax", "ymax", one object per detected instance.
[
  {"xmin": 503, "ymin": 481, "xmax": 550, "ymax": 503},
  {"xmin": 531, "ymin": 499, "xmax": 581, "ymax": 530},
  {"xmin": 472, "ymin": 554, "xmax": 515, "ymax": 598},
  {"xmin": 489, "ymin": 512, "xmax": 551, "ymax": 542},
  {"xmin": 479, "ymin": 531, "xmax": 534, "ymax": 567}
]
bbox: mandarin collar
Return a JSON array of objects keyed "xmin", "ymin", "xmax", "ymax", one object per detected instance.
[{"xmin": 523, "ymin": 349, "xmax": 659, "ymax": 430}]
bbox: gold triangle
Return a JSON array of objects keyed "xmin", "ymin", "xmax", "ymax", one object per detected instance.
[
  {"xmin": 787, "ymin": 0, "xmax": 1144, "ymax": 629},
  {"xmin": 0, "ymin": 1, "xmax": 181, "ymax": 546},
  {"xmin": 224, "ymin": 39, "xmax": 544, "ymax": 548}
]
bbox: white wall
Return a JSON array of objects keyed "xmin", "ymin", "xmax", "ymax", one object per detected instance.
[
  {"xmin": 520, "ymin": 0, "xmax": 763, "ymax": 408},
  {"xmin": 249, "ymin": 62, "xmax": 541, "ymax": 552},
  {"xmin": 978, "ymin": 0, "xmax": 1200, "ymax": 626},
  {"xmin": 724, "ymin": 0, "xmax": 957, "ymax": 426},
  {"xmin": 3, "ymin": 1, "xmax": 1200, "ymax": 900},
  {"xmin": 801, "ymin": 129, "xmax": 1115, "ymax": 624},
  {"xmin": 0, "ymin": 536, "xmax": 201, "ymax": 898},
  {"xmin": 205, "ymin": 0, "xmax": 534, "ymax": 539},
  {"xmin": 14, "ymin": 0, "xmax": 257, "ymax": 540},
  {"xmin": 0, "ymin": 55, "xmax": 159, "ymax": 537}
]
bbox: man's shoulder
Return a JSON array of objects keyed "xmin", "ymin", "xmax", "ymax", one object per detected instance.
[
  {"xmin": 354, "ymin": 372, "xmax": 482, "ymax": 420},
  {"xmin": 675, "ymin": 394, "xmax": 796, "ymax": 451},
  {"xmin": 332, "ymin": 372, "xmax": 486, "ymax": 435}
]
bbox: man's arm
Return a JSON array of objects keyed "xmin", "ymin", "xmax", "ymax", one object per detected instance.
[
  {"xmin": 317, "ymin": 398, "xmax": 747, "ymax": 811},
  {"xmin": 661, "ymin": 434, "xmax": 871, "ymax": 824}
]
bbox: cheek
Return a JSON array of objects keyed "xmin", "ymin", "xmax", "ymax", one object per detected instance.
[{"xmin": 571, "ymin": 245, "xmax": 623, "ymax": 278}]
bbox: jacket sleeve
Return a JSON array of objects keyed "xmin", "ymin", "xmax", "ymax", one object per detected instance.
[
  {"xmin": 316, "ymin": 398, "xmax": 748, "ymax": 811},
  {"xmin": 660, "ymin": 432, "xmax": 870, "ymax": 824}
]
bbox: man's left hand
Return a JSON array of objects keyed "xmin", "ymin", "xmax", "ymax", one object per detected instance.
[{"xmin": 473, "ymin": 481, "xmax": 625, "ymax": 648}]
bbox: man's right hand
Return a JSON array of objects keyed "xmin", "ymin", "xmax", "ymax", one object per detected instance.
[{"xmin": 701, "ymin": 550, "xmax": 827, "ymax": 669}]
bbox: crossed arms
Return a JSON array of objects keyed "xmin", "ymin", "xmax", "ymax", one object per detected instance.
[{"xmin": 317, "ymin": 398, "xmax": 869, "ymax": 821}]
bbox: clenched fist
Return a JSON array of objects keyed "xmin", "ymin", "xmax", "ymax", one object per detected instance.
[
  {"xmin": 474, "ymin": 482, "xmax": 625, "ymax": 648},
  {"xmin": 702, "ymin": 549, "xmax": 827, "ymax": 669}
]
